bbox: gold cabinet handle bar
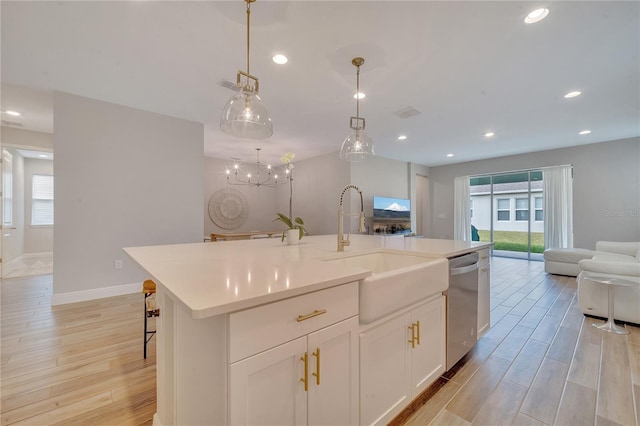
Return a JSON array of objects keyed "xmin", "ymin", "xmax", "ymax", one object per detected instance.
[{"xmin": 296, "ymin": 309, "xmax": 327, "ymax": 322}]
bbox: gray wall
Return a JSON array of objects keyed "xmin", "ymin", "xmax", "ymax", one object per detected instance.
[
  {"xmin": 428, "ymin": 137, "xmax": 640, "ymax": 248},
  {"xmin": 54, "ymin": 92, "xmax": 204, "ymax": 298}
]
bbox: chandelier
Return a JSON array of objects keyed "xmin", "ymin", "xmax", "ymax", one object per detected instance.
[
  {"xmin": 226, "ymin": 148, "xmax": 289, "ymax": 187},
  {"xmin": 340, "ymin": 57, "xmax": 375, "ymax": 161},
  {"xmin": 220, "ymin": 0, "xmax": 273, "ymax": 139}
]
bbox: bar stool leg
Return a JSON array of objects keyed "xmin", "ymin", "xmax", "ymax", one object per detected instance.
[
  {"xmin": 144, "ymin": 294, "xmax": 148, "ymax": 358},
  {"xmin": 593, "ymin": 285, "xmax": 629, "ymax": 334}
]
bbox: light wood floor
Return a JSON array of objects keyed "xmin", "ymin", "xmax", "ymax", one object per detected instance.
[
  {"xmin": 403, "ymin": 257, "xmax": 640, "ymax": 426},
  {"xmin": 1, "ymin": 258, "xmax": 638, "ymax": 426},
  {"xmin": 1, "ymin": 274, "xmax": 156, "ymax": 425}
]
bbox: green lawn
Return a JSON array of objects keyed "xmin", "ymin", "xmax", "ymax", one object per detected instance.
[{"xmin": 478, "ymin": 230, "xmax": 545, "ymax": 253}]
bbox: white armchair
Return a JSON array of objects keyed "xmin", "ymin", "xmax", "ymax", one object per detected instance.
[{"xmin": 577, "ymin": 241, "xmax": 640, "ymax": 324}]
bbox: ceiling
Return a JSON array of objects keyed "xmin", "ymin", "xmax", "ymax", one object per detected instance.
[{"xmin": 1, "ymin": 1, "xmax": 638, "ymax": 166}]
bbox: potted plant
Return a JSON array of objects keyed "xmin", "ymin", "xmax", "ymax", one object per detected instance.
[
  {"xmin": 273, "ymin": 152, "xmax": 306, "ymax": 244},
  {"xmin": 274, "ymin": 213, "xmax": 306, "ymax": 243}
]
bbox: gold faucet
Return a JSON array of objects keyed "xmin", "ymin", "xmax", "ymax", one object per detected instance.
[{"xmin": 338, "ymin": 184, "xmax": 366, "ymax": 252}]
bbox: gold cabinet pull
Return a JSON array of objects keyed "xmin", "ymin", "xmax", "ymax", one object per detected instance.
[
  {"xmin": 415, "ymin": 320, "xmax": 420, "ymax": 346},
  {"xmin": 408, "ymin": 324, "xmax": 416, "ymax": 348},
  {"xmin": 300, "ymin": 352, "xmax": 308, "ymax": 391},
  {"xmin": 296, "ymin": 309, "xmax": 327, "ymax": 322},
  {"xmin": 312, "ymin": 348, "xmax": 320, "ymax": 386}
]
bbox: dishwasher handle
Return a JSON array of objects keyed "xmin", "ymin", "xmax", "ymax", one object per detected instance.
[{"xmin": 450, "ymin": 262, "xmax": 478, "ymax": 276}]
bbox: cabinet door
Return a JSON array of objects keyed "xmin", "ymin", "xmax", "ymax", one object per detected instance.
[
  {"xmin": 409, "ymin": 296, "xmax": 446, "ymax": 397},
  {"xmin": 360, "ymin": 313, "xmax": 412, "ymax": 426},
  {"xmin": 478, "ymin": 262, "xmax": 491, "ymax": 338},
  {"xmin": 307, "ymin": 317, "xmax": 359, "ymax": 426},
  {"xmin": 230, "ymin": 336, "xmax": 308, "ymax": 426}
]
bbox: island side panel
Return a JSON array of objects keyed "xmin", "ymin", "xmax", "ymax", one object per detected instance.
[
  {"xmin": 176, "ymin": 298, "xmax": 227, "ymax": 425},
  {"xmin": 155, "ymin": 288, "xmax": 228, "ymax": 425}
]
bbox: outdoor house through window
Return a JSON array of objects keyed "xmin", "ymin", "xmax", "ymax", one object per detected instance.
[
  {"xmin": 470, "ymin": 170, "xmax": 544, "ymax": 260},
  {"xmin": 32, "ymin": 174, "xmax": 54, "ymax": 226}
]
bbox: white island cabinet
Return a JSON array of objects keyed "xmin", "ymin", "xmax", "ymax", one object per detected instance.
[
  {"xmin": 477, "ymin": 248, "xmax": 491, "ymax": 338},
  {"xmin": 124, "ymin": 234, "xmax": 491, "ymax": 426},
  {"xmin": 359, "ymin": 294, "xmax": 445, "ymax": 426},
  {"xmin": 229, "ymin": 282, "xmax": 359, "ymax": 426}
]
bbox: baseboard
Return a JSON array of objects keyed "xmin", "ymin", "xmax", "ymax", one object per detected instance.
[
  {"xmin": 22, "ymin": 251, "xmax": 54, "ymax": 259},
  {"xmin": 51, "ymin": 282, "xmax": 141, "ymax": 306}
]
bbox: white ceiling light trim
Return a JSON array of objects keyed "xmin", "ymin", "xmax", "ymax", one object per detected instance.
[
  {"xmin": 524, "ymin": 8, "xmax": 549, "ymax": 24},
  {"xmin": 579, "ymin": 130, "xmax": 591, "ymax": 135},
  {"xmin": 5, "ymin": 110, "xmax": 21, "ymax": 116},
  {"xmin": 564, "ymin": 91, "xmax": 582, "ymax": 98},
  {"xmin": 484, "ymin": 132, "xmax": 495, "ymax": 137},
  {"xmin": 272, "ymin": 54, "xmax": 288, "ymax": 65}
]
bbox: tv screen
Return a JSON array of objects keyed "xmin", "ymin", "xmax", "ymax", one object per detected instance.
[{"xmin": 373, "ymin": 196, "xmax": 411, "ymax": 220}]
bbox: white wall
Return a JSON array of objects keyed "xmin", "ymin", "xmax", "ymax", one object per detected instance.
[
  {"xmin": 203, "ymin": 152, "xmax": 426, "ymax": 237},
  {"xmin": 23, "ymin": 157, "xmax": 54, "ymax": 253},
  {"xmin": 428, "ymin": 137, "xmax": 640, "ymax": 248},
  {"xmin": 1, "ymin": 126, "xmax": 54, "ymax": 151},
  {"xmin": 53, "ymin": 92, "xmax": 203, "ymax": 303}
]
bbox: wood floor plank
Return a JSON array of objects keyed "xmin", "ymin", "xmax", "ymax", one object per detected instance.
[
  {"xmin": 519, "ymin": 357, "xmax": 570, "ymax": 424},
  {"xmin": 567, "ymin": 319, "xmax": 603, "ymax": 390},
  {"xmin": 491, "ymin": 324, "xmax": 535, "ymax": 362},
  {"xmin": 529, "ymin": 313, "xmax": 563, "ymax": 344},
  {"xmin": 554, "ymin": 381, "xmax": 597, "ymax": 426},
  {"xmin": 403, "ymin": 378, "xmax": 462, "ymax": 426},
  {"xmin": 546, "ymin": 325, "xmax": 580, "ymax": 363},
  {"xmin": 596, "ymin": 331, "xmax": 636, "ymax": 426},
  {"xmin": 502, "ymin": 339, "xmax": 549, "ymax": 388},
  {"xmin": 471, "ymin": 379, "xmax": 528, "ymax": 425},
  {"xmin": 445, "ymin": 355, "xmax": 511, "ymax": 422},
  {"xmin": 428, "ymin": 409, "xmax": 471, "ymax": 426}
]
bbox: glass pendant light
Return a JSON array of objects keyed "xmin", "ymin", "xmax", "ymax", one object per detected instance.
[
  {"xmin": 340, "ymin": 57, "xmax": 375, "ymax": 161},
  {"xmin": 220, "ymin": 0, "xmax": 273, "ymax": 139}
]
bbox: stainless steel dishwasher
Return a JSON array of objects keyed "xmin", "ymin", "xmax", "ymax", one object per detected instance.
[{"xmin": 446, "ymin": 251, "xmax": 479, "ymax": 370}]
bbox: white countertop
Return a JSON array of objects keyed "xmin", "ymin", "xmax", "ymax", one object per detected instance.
[{"xmin": 124, "ymin": 234, "xmax": 491, "ymax": 319}]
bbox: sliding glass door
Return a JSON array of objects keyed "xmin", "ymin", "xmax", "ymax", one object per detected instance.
[{"xmin": 470, "ymin": 170, "xmax": 544, "ymax": 261}]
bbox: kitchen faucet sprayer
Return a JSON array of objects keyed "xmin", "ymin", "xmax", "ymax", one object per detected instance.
[{"xmin": 338, "ymin": 184, "xmax": 365, "ymax": 252}]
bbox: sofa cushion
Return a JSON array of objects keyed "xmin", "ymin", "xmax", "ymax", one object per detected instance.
[
  {"xmin": 595, "ymin": 241, "xmax": 640, "ymax": 257},
  {"xmin": 543, "ymin": 248, "xmax": 597, "ymax": 263},
  {"xmin": 579, "ymin": 258, "xmax": 640, "ymax": 278}
]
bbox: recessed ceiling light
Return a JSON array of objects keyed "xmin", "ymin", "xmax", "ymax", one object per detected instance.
[
  {"xmin": 5, "ymin": 110, "xmax": 21, "ymax": 116},
  {"xmin": 524, "ymin": 8, "xmax": 549, "ymax": 24},
  {"xmin": 579, "ymin": 130, "xmax": 591, "ymax": 135},
  {"xmin": 38, "ymin": 154, "xmax": 49, "ymax": 158},
  {"xmin": 446, "ymin": 153, "xmax": 454, "ymax": 158},
  {"xmin": 564, "ymin": 91, "xmax": 582, "ymax": 98},
  {"xmin": 397, "ymin": 135, "xmax": 407, "ymax": 141},
  {"xmin": 353, "ymin": 92, "xmax": 365, "ymax": 99},
  {"xmin": 484, "ymin": 132, "xmax": 495, "ymax": 138},
  {"xmin": 272, "ymin": 54, "xmax": 288, "ymax": 65}
]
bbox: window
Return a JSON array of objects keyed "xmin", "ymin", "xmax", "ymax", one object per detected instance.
[
  {"xmin": 32, "ymin": 174, "xmax": 54, "ymax": 225},
  {"xmin": 515, "ymin": 198, "xmax": 529, "ymax": 221},
  {"xmin": 535, "ymin": 197, "xmax": 543, "ymax": 221},
  {"xmin": 497, "ymin": 198, "xmax": 510, "ymax": 221}
]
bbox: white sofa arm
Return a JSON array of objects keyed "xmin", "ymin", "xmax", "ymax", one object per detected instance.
[
  {"xmin": 579, "ymin": 258, "xmax": 640, "ymax": 277},
  {"xmin": 595, "ymin": 241, "xmax": 640, "ymax": 257}
]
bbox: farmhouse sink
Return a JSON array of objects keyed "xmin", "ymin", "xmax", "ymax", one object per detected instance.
[{"xmin": 323, "ymin": 250, "xmax": 449, "ymax": 323}]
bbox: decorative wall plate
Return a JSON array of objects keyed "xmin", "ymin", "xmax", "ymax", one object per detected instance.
[{"xmin": 208, "ymin": 188, "xmax": 248, "ymax": 230}]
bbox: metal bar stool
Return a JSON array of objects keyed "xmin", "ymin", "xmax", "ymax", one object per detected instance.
[{"xmin": 142, "ymin": 279, "xmax": 160, "ymax": 358}]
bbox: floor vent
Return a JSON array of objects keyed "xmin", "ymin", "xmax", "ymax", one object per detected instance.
[{"xmin": 1, "ymin": 120, "xmax": 23, "ymax": 127}]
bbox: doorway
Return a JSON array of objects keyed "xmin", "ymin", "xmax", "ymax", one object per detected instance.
[
  {"xmin": 470, "ymin": 170, "xmax": 544, "ymax": 261},
  {"xmin": 1, "ymin": 147, "xmax": 54, "ymax": 278}
]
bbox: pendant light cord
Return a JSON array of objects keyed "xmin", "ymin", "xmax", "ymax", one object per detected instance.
[
  {"xmin": 246, "ymin": 0, "xmax": 251, "ymax": 75},
  {"xmin": 355, "ymin": 64, "xmax": 360, "ymax": 120}
]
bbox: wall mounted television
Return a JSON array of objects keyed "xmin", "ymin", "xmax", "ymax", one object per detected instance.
[{"xmin": 372, "ymin": 196, "xmax": 411, "ymax": 234}]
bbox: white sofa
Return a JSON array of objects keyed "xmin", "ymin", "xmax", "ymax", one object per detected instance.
[{"xmin": 577, "ymin": 241, "xmax": 640, "ymax": 325}]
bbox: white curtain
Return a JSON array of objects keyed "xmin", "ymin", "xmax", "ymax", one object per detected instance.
[
  {"xmin": 454, "ymin": 176, "xmax": 471, "ymax": 241},
  {"xmin": 543, "ymin": 165, "xmax": 573, "ymax": 249}
]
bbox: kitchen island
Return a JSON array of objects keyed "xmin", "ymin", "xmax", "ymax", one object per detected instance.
[{"xmin": 125, "ymin": 234, "xmax": 491, "ymax": 426}]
